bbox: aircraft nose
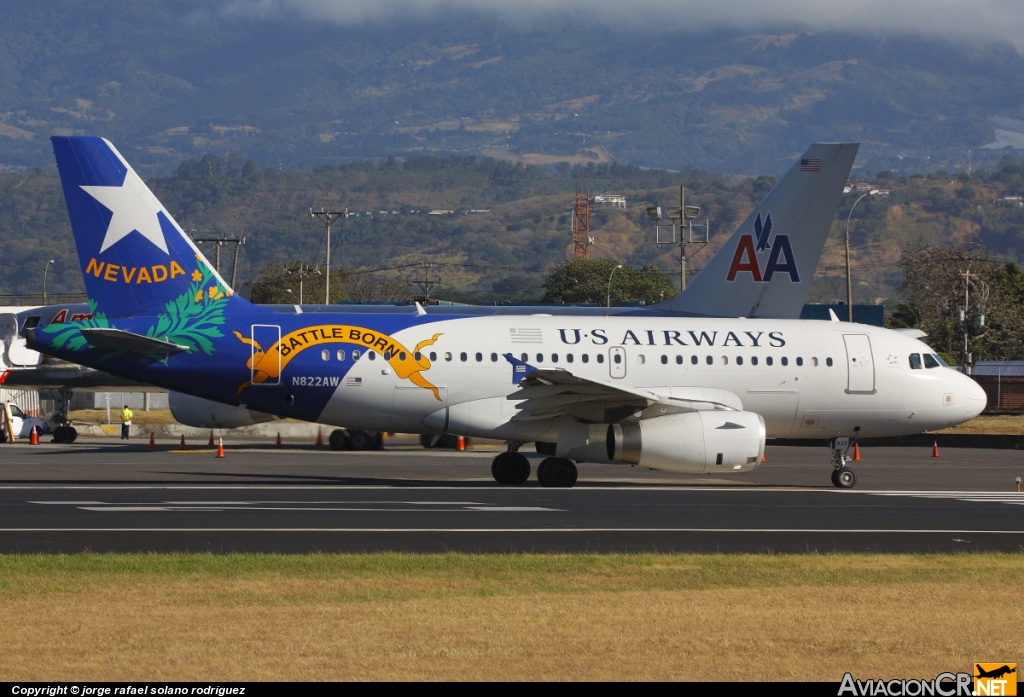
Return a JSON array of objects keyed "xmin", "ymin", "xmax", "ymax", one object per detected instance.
[{"xmin": 962, "ymin": 372, "xmax": 987, "ymax": 419}]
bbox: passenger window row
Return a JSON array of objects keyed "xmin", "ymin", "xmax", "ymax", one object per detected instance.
[{"xmin": 328, "ymin": 347, "xmax": 834, "ymax": 369}]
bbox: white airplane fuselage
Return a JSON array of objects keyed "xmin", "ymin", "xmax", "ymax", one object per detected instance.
[{"xmin": 304, "ymin": 315, "xmax": 985, "ymax": 445}]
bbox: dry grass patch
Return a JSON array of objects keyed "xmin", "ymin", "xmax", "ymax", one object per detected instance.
[
  {"xmin": 935, "ymin": 414, "xmax": 1024, "ymax": 435},
  {"xmin": 70, "ymin": 409, "xmax": 178, "ymax": 425},
  {"xmin": 0, "ymin": 554, "xmax": 1021, "ymax": 681}
]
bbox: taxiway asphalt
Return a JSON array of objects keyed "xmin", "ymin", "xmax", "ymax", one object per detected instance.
[{"xmin": 1, "ymin": 438, "xmax": 1021, "ymax": 553}]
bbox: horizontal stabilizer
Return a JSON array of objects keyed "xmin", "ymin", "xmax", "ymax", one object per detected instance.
[{"xmin": 79, "ymin": 328, "xmax": 189, "ymax": 354}]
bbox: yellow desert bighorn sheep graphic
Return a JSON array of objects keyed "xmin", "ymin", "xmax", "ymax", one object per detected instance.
[{"xmin": 232, "ymin": 325, "xmax": 442, "ymax": 398}]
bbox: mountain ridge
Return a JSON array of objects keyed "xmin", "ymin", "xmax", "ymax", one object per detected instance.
[{"xmin": 1, "ymin": 1, "xmax": 1023, "ymax": 175}]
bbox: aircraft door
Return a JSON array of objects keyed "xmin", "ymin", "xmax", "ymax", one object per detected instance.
[
  {"xmin": 843, "ymin": 334, "xmax": 875, "ymax": 393},
  {"xmin": 609, "ymin": 346, "xmax": 627, "ymax": 379},
  {"xmin": 251, "ymin": 324, "xmax": 282, "ymax": 386}
]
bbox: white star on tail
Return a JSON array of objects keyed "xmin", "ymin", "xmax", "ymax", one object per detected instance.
[{"xmin": 81, "ymin": 166, "xmax": 170, "ymax": 255}]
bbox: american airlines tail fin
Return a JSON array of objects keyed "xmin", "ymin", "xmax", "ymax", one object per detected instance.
[
  {"xmin": 659, "ymin": 142, "xmax": 859, "ymax": 318},
  {"xmin": 51, "ymin": 136, "xmax": 247, "ymax": 317}
]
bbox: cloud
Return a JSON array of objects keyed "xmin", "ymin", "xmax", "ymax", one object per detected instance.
[{"xmin": 219, "ymin": 0, "xmax": 1024, "ymax": 48}]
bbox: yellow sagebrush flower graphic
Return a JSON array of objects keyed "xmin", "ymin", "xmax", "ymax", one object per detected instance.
[{"xmin": 191, "ymin": 270, "xmax": 203, "ymax": 282}]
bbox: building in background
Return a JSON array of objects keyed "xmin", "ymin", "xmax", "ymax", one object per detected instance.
[{"xmin": 969, "ymin": 361, "xmax": 1024, "ymax": 412}]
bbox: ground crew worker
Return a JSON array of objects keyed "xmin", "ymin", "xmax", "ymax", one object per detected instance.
[{"xmin": 120, "ymin": 405, "xmax": 132, "ymax": 440}]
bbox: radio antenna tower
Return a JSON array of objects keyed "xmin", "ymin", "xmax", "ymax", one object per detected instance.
[
  {"xmin": 572, "ymin": 194, "xmax": 591, "ymax": 259},
  {"xmin": 572, "ymin": 133, "xmax": 592, "ymax": 259}
]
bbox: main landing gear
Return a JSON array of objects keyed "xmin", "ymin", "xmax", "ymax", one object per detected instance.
[
  {"xmin": 830, "ymin": 436, "xmax": 858, "ymax": 489},
  {"xmin": 490, "ymin": 442, "xmax": 579, "ymax": 487},
  {"xmin": 51, "ymin": 387, "xmax": 78, "ymax": 443}
]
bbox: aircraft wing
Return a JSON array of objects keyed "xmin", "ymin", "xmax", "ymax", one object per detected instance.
[{"xmin": 504, "ymin": 354, "xmax": 740, "ymax": 423}]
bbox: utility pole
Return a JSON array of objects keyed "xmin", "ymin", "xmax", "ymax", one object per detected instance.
[
  {"xmin": 309, "ymin": 208, "xmax": 347, "ymax": 304},
  {"xmin": 43, "ymin": 259, "xmax": 54, "ymax": 306},
  {"xmin": 191, "ymin": 234, "xmax": 246, "ymax": 288},
  {"xmin": 411, "ymin": 263, "xmax": 442, "ymax": 303},
  {"xmin": 286, "ymin": 264, "xmax": 313, "ymax": 304},
  {"xmin": 649, "ymin": 188, "xmax": 706, "ymax": 291},
  {"xmin": 960, "ymin": 270, "xmax": 978, "ymax": 374},
  {"xmin": 679, "ymin": 186, "xmax": 686, "ymax": 292}
]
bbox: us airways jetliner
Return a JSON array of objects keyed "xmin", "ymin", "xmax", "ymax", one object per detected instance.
[
  {"xmin": 10, "ymin": 140, "xmax": 858, "ymax": 431},
  {"xmin": 24, "ymin": 137, "xmax": 985, "ymax": 488}
]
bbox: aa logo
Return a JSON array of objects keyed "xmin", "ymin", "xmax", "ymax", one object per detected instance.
[
  {"xmin": 725, "ymin": 211, "xmax": 800, "ymax": 283},
  {"xmin": 974, "ymin": 663, "xmax": 1017, "ymax": 696}
]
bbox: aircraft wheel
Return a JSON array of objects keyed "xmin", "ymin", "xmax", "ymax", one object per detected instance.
[
  {"xmin": 537, "ymin": 457, "xmax": 577, "ymax": 488},
  {"xmin": 507, "ymin": 453, "xmax": 531, "ymax": 484},
  {"xmin": 329, "ymin": 429, "xmax": 351, "ymax": 451},
  {"xmin": 349, "ymin": 430, "xmax": 376, "ymax": 451},
  {"xmin": 66, "ymin": 427, "xmax": 77, "ymax": 443},
  {"xmin": 830, "ymin": 468, "xmax": 840, "ymax": 487},
  {"xmin": 492, "ymin": 453, "xmax": 531, "ymax": 485},
  {"xmin": 834, "ymin": 467, "xmax": 857, "ymax": 489},
  {"xmin": 53, "ymin": 426, "xmax": 68, "ymax": 443}
]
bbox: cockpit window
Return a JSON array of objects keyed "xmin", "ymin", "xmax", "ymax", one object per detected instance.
[
  {"xmin": 933, "ymin": 354, "xmax": 949, "ymax": 367},
  {"xmin": 909, "ymin": 353, "xmax": 922, "ymax": 370},
  {"xmin": 923, "ymin": 353, "xmax": 940, "ymax": 369}
]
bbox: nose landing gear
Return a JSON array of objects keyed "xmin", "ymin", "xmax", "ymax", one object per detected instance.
[{"xmin": 830, "ymin": 434, "xmax": 859, "ymax": 488}]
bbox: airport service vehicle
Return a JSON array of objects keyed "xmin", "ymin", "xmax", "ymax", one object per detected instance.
[
  {"xmin": 0, "ymin": 402, "xmax": 48, "ymax": 441},
  {"xmin": 24, "ymin": 136, "xmax": 985, "ymax": 488},
  {"xmin": 7, "ymin": 140, "xmax": 858, "ymax": 442}
]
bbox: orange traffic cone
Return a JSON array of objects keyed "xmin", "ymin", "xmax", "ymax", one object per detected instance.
[
  {"xmin": 216, "ymin": 436, "xmax": 225, "ymax": 458},
  {"xmin": 761, "ymin": 453, "xmax": 766, "ymax": 462},
  {"xmin": 932, "ymin": 440, "xmax": 940, "ymax": 458},
  {"xmin": 316, "ymin": 428, "xmax": 323, "ymax": 447},
  {"xmin": 149, "ymin": 432, "xmax": 156, "ymax": 448},
  {"xmin": 456, "ymin": 436, "xmax": 466, "ymax": 451},
  {"xmin": 180, "ymin": 434, "xmax": 187, "ymax": 451},
  {"xmin": 208, "ymin": 430, "xmax": 215, "ymax": 446},
  {"xmin": 276, "ymin": 432, "xmax": 282, "ymax": 448},
  {"xmin": 853, "ymin": 442, "xmax": 861, "ymax": 461},
  {"xmin": 29, "ymin": 425, "xmax": 38, "ymax": 445}
]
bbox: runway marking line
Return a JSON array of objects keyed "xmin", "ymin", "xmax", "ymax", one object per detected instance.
[
  {"xmin": 1, "ymin": 528, "xmax": 1022, "ymax": 534},
  {"xmin": 71, "ymin": 506, "xmax": 561, "ymax": 513},
  {"xmin": 3, "ymin": 486, "xmax": 1023, "ymax": 494}
]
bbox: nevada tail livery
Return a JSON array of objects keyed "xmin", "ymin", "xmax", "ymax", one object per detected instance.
[{"xmin": 726, "ymin": 212, "xmax": 800, "ymax": 283}]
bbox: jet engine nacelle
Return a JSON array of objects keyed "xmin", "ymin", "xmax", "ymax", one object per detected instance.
[
  {"xmin": 607, "ymin": 411, "xmax": 765, "ymax": 474},
  {"xmin": 168, "ymin": 391, "xmax": 278, "ymax": 429}
]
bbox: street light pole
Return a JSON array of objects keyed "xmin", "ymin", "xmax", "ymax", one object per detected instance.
[
  {"xmin": 607, "ymin": 264, "xmax": 623, "ymax": 307},
  {"xmin": 43, "ymin": 259, "xmax": 54, "ymax": 306},
  {"xmin": 845, "ymin": 190, "xmax": 878, "ymax": 322}
]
